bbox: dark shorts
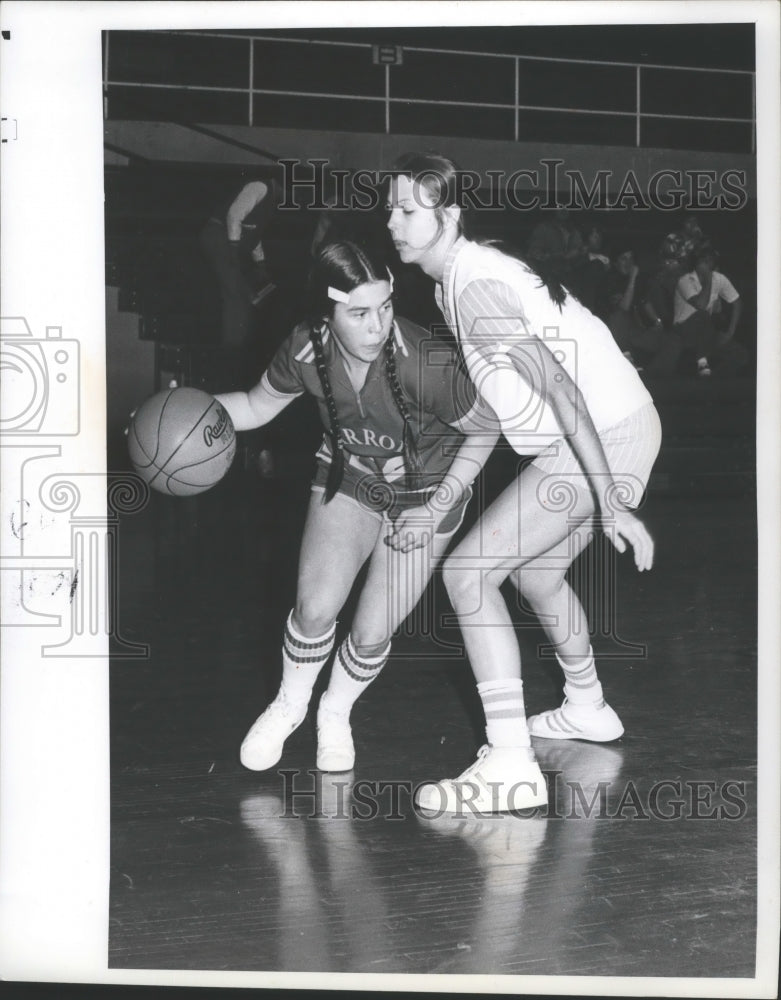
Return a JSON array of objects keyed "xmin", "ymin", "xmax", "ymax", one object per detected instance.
[{"xmin": 311, "ymin": 460, "xmax": 472, "ymax": 537}]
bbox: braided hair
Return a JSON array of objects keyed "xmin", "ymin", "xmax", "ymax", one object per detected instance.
[
  {"xmin": 383, "ymin": 334, "xmax": 424, "ymax": 490},
  {"xmin": 309, "ymin": 319, "xmax": 345, "ymax": 501},
  {"xmin": 307, "ymin": 240, "xmax": 423, "ymax": 502}
]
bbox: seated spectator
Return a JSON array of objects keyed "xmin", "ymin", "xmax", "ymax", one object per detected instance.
[
  {"xmin": 672, "ymin": 243, "xmax": 744, "ymax": 377},
  {"xmin": 642, "ymin": 245, "xmax": 685, "ymax": 331},
  {"xmin": 526, "ymin": 212, "xmax": 568, "ymax": 262},
  {"xmin": 585, "ymin": 224, "xmax": 611, "ymax": 268},
  {"xmin": 602, "ymin": 248, "xmax": 671, "ymax": 373},
  {"xmin": 526, "ymin": 208, "xmax": 585, "ymax": 262},
  {"xmin": 527, "ymin": 210, "xmax": 621, "ymax": 313},
  {"xmin": 659, "ymin": 215, "xmax": 707, "ymax": 274},
  {"xmin": 567, "ymin": 224, "xmax": 610, "ymax": 312},
  {"xmin": 637, "ymin": 244, "xmax": 687, "ymax": 377},
  {"xmin": 678, "ymin": 214, "xmax": 707, "ymax": 265}
]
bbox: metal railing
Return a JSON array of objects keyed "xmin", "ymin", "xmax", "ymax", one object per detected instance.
[{"xmin": 103, "ymin": 30, "xmax": 756, "ymax": 154}]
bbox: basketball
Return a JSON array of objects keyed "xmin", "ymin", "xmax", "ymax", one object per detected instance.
[{"xmin": 127, "ymin": 387, "xmax": 237, "ymax": 496}]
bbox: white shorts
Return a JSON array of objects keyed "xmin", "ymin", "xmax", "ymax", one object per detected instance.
[{"xmin": 530, "ymin": 403, "xmax": 662, "ymax": 509}]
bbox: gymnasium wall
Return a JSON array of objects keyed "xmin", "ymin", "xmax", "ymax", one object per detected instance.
[
  {"xmin": 104, "ymin": 120, "xmax": 757, "ymax": 493},
  {"xmin": 103, "ymin": 120, "xmax": 756, "ymax": 200}
]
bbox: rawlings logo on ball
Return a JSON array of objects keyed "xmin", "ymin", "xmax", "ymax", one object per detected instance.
[
  {"xmin": 203, "ymin": 406, "xmax": 233, "ymax": 448},
  {"xmin": 128, "ymin": 388, "xmax": 236, "ymax": 496}
]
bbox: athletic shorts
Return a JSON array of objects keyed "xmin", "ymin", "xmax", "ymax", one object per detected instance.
[
  {"xmin": 311, "ymin": 461, "xmax": 473, "ymax": 537},
  {"xmin": 530, "ymin": 402, "xmax": 662, "ymax": 510}
]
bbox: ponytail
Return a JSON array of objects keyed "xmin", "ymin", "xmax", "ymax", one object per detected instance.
[{"xmin": 522, "ymin": 250, "xmax": 568, "ymax": 308}]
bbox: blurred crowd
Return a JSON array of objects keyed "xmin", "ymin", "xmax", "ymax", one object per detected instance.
[
  {"xmin": 526, "ymin": 211, "xmax": 748, "ymax": 378},
  {"xmin": 200, "ymin": 171, "xmax": 750, "ymax": 385}
]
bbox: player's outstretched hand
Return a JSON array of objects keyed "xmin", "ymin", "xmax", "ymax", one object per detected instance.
[
  {"xmin": 385, "ymin": 504, "xmax": 437, "ymax": 553},
  {"xmin": 601, "ymin": 507, "xmax": 654, "ymax": 572}
]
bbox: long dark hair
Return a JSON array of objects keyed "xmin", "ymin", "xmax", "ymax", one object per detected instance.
[
  {"xmin": 392, "ymin": 151, "xmax": 568, "ymax": 307},
  {"xmin": 307, "ymin": 241, "xmax": 423, "ymax": 502}
]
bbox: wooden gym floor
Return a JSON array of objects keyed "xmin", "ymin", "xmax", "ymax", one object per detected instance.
[{"xmin": 108, "ymin": 440, "xmax": 758, "ymax": 979}]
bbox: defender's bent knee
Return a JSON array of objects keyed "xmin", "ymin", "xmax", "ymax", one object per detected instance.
[
  {"xmin": 517, "ymin": 568, "xmax": 567, "ymax": 608},
  {"xmin": 442, "ymin": 560, "xmax": 483, "ymax": 609}
]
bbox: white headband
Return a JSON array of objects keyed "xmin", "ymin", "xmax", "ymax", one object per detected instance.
[{"xmin": 327, "ymin": 270, "xmax": 395, "ymax": 304}]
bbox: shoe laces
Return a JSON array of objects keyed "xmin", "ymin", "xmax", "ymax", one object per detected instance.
[
  {"xmin": 453, "ymin": 744, "xmax": 492, "ymax": 782},
  {"xmin": 317, "ymin": 702, "xmax": 349, "ymax": 736},
  {"xmin": 263, "ymin": 693, "xmax": 299, "ymax": 723}
]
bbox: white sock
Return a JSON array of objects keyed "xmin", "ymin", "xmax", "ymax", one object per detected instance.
[
  {"xmin": 477, "ymin": 678, "xmax": 531, "ymax": 748},
  {"xmin": 278, "ymin": 610, "xmax": 336, "ymax": 710},
  {"xmin": 557, "ymin": 648, "xmax": 604, "ymax": 706},
  {"xmin": 321, "ymin": 634, "xmax": 390, "ymax": 718}
]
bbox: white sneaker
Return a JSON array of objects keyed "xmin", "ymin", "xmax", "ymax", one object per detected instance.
[
  {"xmin": 527, "ymin": 698, "xmax": 624, "ymax": 742},
  {"xmin": 316, "ymin": 697, "xmax": 355, "ymax": 772},
  {"xmin": 415, "ymin": 745, "xmax": 548, "ymax": 815},
  {"xmin": 239, "ymin": 693, "xmax": 307, "ymax": 771}
]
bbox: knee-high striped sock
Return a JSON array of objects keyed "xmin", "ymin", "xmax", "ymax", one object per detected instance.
[
  {"xmin": 558, "ymin": 647, "xmax": 604, "ymax": 705},
  {"xmin": 477, "ymin": 678, "xmax": 531, "ymax": 748},
  {"xmin": 279, "ymin": 610, "xmax": 336, "ymax": 710},
  {"xmin": 320, "ymin": 634, "xmax": 390, "ymax": 717}
]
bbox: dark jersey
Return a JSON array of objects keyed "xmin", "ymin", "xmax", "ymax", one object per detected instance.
[{"xmin": 262, "ymin": 315, "xmax": 478, "ymax": 487}]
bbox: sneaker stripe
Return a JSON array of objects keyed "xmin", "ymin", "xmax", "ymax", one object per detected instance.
[
  {"xmin": 530, "ymin": 699, "xmax": 620, "ymax": 741},
  {"xmin": 548, "ymin": 710, "xmax": 579, "ymax": 733},
  {"xmin": 420, "ymin": 751, "xmax": 547, "ymax": 813}
]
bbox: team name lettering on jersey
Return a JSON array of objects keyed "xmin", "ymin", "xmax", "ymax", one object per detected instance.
[{"xmin": 340, "ymin": 427, "xmax": 398, "ymax": 451}]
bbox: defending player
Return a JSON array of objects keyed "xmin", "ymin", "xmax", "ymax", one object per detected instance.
[
  {"xmin": 217, "ymin": 240, "xmax": 497, "ymax": 773},
  {"xmin": 386, "ymin": 154, "xmax": 662, "ymax": 813}
]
